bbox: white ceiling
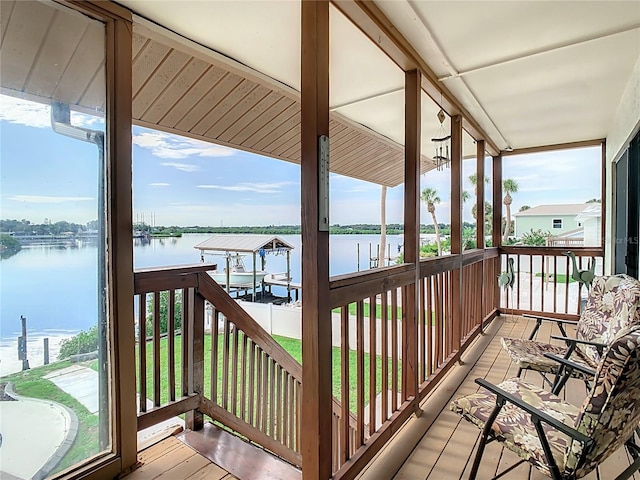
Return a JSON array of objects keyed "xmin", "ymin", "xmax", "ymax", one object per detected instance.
[
  {"xmin": 375, "ymin": 0, "xmax": 640, "ymax": 150},
  {"xmin": 118, "ymin": 0, "xmax": 640, "ymax": 153}
]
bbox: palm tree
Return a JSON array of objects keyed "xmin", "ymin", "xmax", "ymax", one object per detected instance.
[
  {"xmin": 502, "ymin": 178, "xmax": 519, "ymax": 244},
  {"xmin": 379, "ymin": 185, "xmax": 387, "ymax": 267},
  {"xmin": 421, "ymin": 187, "xmax": 442, "ymax": 256},
  {"xmin": 469, "ymin": 173, "xmax": 489, "ymax": 196}
]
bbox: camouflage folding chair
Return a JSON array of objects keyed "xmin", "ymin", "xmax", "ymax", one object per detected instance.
[
  {"xmin": 451, "ymin": 326, "xmax": 640, "ymax": 480},
  {"xmin": 501, "ymin": 274, "xmax": 640, "ymax": 391}
]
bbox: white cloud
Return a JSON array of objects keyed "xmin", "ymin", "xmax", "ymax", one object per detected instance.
[
  {"xmin": 133, "ymin": 131, "xmax": 235, "ymax": 159},
  {"xmin": 197, "ymin": 181, "xmax": 296, "ymax": 194},
  {"xmin": 8, "ymin": 195, "xmax": 94, "ymax": 203},
  {"xmin": 161, "ymin": 162, "xmax": 200, "ymax": 172},
  {"xmin": 150, "ymin": 182, "xmax": 170, "ymax": 187},
  {"xmin": 0, "ymin": 94, "xmax": 104, "ymax": 130},
  {"xmin": 0, "ymin": 95, "xmax": 50, "ymax": 128}
]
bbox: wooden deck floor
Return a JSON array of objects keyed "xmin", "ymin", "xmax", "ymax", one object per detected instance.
[
  {"xmin": 123, "ymin": 436, "xmax": 236, "ymax": 480},
  {"xmin": 394, "ymin": 315, "xmax": 640, "ymax": 480}
]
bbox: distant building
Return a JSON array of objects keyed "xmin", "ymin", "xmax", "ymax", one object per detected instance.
[
  {"xmin": 514, "ymin": 203, "xmax": 602, "ymax": 247},
  {"xmin": 514, "ymin": 204, "xmax": 588, "ymax": 238}
]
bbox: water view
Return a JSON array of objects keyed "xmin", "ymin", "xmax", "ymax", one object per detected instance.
[{"xmin": 0, "ymin": 233, "xmax": 401, "ymax": 376}]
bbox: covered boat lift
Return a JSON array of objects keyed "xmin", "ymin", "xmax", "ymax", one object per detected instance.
[{"xmin": 194, "ymin": 234, "xmax": 296, "ymax": 301}]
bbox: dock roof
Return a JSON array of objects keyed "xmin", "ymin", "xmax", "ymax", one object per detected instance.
[{"xmin": 193, "ymin": 234, "xmax": 294, "ymax": 254}]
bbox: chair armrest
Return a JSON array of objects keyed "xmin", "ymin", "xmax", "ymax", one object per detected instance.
[
  {"xmin": 543, "ymin": 353, "xmax": 597, "ymax": 377},
  {"xmin": 550, "ymin": 335, "xmax": 606, "ymax": 349},
  {"xmin": 475, "ymin": 378, "xmax": 592, "ymax": 445}
]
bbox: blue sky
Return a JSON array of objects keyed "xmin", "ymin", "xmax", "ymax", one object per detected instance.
[{"xmin": 0, "ymin": 95, "xmax": 602, "ymax": 227}]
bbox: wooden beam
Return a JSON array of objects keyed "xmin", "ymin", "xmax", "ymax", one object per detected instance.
[
  {"xmin": 300, "ymin": 1, "xmax": 332, "ymax": 479},
  {"xmin": 403, "ymin": 69, "xmax": 420, "ymax": 405},
  {"xmin": 331, "ymin": 0, "xmax": 500, "ymax": 156},
  {"xmin": 450, "ymin": 114, "xmax": 463, "ymax": 350},
  {"xmin": 450, "ymin": 115, "xmax": 463, "ymax": 254},
  {"xmin": 492, "ymin": 154, "xmax": 503, "ymax": 313},
  {"xmin": 476, "ymin": 140, "xmax": 486, "ymax": 249},
  {"xmin": 600, "ymin": 141, "xmax": 607, "ymax": 253},
  {"xmin": 501, "ymin": 138, "xmax": 605, "ymax": 156},
  {"xmin": 101, "ymin": 1, "xmax": 136, "ymax": 471},
  {"xmin": 492, "ymin": 154, "xmax": 503, "ymax": 247}
]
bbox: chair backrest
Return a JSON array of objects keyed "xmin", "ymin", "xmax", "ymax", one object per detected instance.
[
  {"xmin": 564, "ymin": 325, "xmax": 640, "ymax": 478},
  {"xmin": 576, "ymin": 274, "xmax": 640, "ymax": 364}
]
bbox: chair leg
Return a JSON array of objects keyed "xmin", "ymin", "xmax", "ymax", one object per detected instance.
[{"xmin": 469, "ymin": 403, "xmax": 503, "ymax": 480}]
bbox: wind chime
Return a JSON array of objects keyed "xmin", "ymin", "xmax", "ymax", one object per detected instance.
[{"xmin": 432, "ymin": 108, "xmax": 451, "ymax": 171}]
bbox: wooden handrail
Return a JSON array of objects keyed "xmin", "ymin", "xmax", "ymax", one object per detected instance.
[
  {"xmin": 197, "ymin": 272, "xmax": 302, "ymax": 381},
  {"xmin": 499, "ymin": 246, "xmax": 604, "ymax": 256}
]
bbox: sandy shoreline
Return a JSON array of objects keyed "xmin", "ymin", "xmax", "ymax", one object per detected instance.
[{"xmin": 0, "ymin": 332, "xmax": 73, "ymax": 377}]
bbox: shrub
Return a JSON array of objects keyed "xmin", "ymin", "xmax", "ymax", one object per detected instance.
[
  {"xmin": 145, "ymin": 291, "xmax": 182, "ymax": 338},
  {"xmin": 58, "ymin": 325, "xmax": 99, "ymax": 359},
  {"xmin": 521, "ymin": 229, "xmax": 551, "ymax": 246}
]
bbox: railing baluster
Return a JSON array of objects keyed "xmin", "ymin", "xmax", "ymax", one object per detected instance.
[
  {"xmin": 248, "ymin": 340, "xmax": 255, "ymax": 426},
  {"xmin": 369, "ymin": 294, "xmax": 376, "ymax": 436},
  {"xmin": 426, "ymin": 276, "xmax": 433, "ymax": 377},
  {"xmin": 553, "ymin": 256, "xmax": 558, "ymax": 312},
  {"xmin": 269, "ymin": 358, "xmax": 276, "ymax": 438},
  {"xmin": 381, "ymin": 292, "xmax": 388, "ymax": 423},
  {"xmin": 564, "ymin": 255, "xmax": 570, "ymax": 313},
  {"xmin": 221, "ymin": 316, "xmax": 230, "ymax": 410},
  {"xmin": 231, "ymin": 323, "xmax": 239, "ymax": 415},
  {"xmin": 340, "ymin": 305, "xmax": 350, "ymax": 464},
  {"xmin": 168, "ymin": 289, "xmax": 176, "ymax": 402},
  {"xmin": 211, "ymin": 308, "xmax": 219, "ymax": 403},
  {"xmin": 181, "ymin": 287, "xmax": 189, "ymax": 398},
  {"xmin": 391, "ymin": 289, "xmax": 398, "ymax": 413},
  {"xmin": 138, "ymin": 293, "xmax": 147, "ymax": 413},
  {"xmin": 282, "ymin": 373, "xmax": 289, "ymax": 447},
  {"xmin": 261, "ymin": 351, "xmax": 268, "ymax": 433},
  {"xmin": 255, "ymin": 346, "xmax": 262, "ymax": 428},
  {"xmin": 240, "ymin": 332, "xmax": 248, "ymax": 420},
  {"xmin": 356, "ymin": 300, "xmax": 364, "ymax": 446},
  {"xmin": 153, "ymin": 291, "xmax": 161, "ymax": 407}
]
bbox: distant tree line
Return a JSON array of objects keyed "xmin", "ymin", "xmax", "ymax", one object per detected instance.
[
  {"xmin": 2, "ymin": 219, "xmax": 476, "ymax": 237},
  {"xmin": 0, "ymin": 218, "xmax": 98, "ymax": 236}
]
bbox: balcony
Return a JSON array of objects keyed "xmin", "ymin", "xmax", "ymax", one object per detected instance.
[{"xmin": 128, "ymin": 244, "xmax": 634, "ymax": 480}]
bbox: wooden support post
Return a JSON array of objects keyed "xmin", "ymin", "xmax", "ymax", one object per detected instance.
[
  {"xmin": 450, "ymin": 115, "xmax": 463, "ymax": 350},
  {"xmin": 403, "ymin": 69, "xmax": 420, "ymax": 409},
  {"xmin": 301, "ymin": 1, "xmax": 332, "ymax": 478},
  {"xmin": 43, "ymin": 338, "xmax": 49, "ymax": 365},
  {"xmin": 476, "ymin": 140, "xmax": 486, "ymax": 249},
  {"xmin": 186, "ymin": 288, "xmax": 204, "ymax": 430},
  {"xmin": 493, "ymin": 154, "xmax": 503, "ymax": 312},
  {"xmin": 492, "ymin": 154, "xmax": 503, "ymax": 248}
]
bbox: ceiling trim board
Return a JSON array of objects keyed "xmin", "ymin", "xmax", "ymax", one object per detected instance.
[
  {"xmin": 333, "ymin": 0, "xmax": 500, "ymax": 156},
  {"xmin": 502, "ymin": 139, "xmax": 605, "ymax": 157}
]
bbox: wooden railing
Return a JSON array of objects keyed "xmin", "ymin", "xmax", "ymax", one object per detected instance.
[
  {"xmin": 134, "ymin": 251, "xmax": 502, "ymax": 478},
  {"xmin": 134, "ymin": 265, "xmax": 303, "ymax": 466},
  {"xmin": 499, "ymin": 247, "xmax": 605, "ymax": 318},
  {"xmin": 328, "ymin": 250, "xmax": 500, "ymax": 478}
]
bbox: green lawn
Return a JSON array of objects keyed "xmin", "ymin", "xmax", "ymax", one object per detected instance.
[
  {"xmin": 1, "ymin": 332, "xmax": 399, "ymax": 474},
  {"xmin": 3, "ymin": 361, "xmax": 100, "ymax": 475},
  {"xmin": 136, "ymin": 333, "xmax": 399, "ymax": 414},
  {"xmin": 332, "ymin": 302, "xmax": 403, "ymax": 320},
  {"xmin": 535, "ymin": 272, "xmax": 576, "ymax": 283}
]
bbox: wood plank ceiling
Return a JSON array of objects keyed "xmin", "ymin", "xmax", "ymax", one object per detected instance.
[{"xmin": 0, "ymin": 0, "xmax": 436, "ymax": 187}]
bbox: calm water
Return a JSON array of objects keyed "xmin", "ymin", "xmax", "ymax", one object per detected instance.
[{"xmin": 0, "ymin": 233, "xmax": 402, "ymax": 338}]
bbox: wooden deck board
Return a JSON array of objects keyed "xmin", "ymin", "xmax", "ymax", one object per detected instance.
[
  {"xmin": 394, "ymin": 315, "xmax": 640, "ymax": 480},
  {"xmin": 122, "ymin": 437, "xmax": 235, "ymax": 480}
]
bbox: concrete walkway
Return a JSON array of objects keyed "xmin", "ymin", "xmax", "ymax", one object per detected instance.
[
  {"xmin": 45, "ymin": 365, "xmax": 99, "ymax": 414},
  {"xmin": 0, "ymin": 385, "xmax": 77, "ymax": 480}
]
